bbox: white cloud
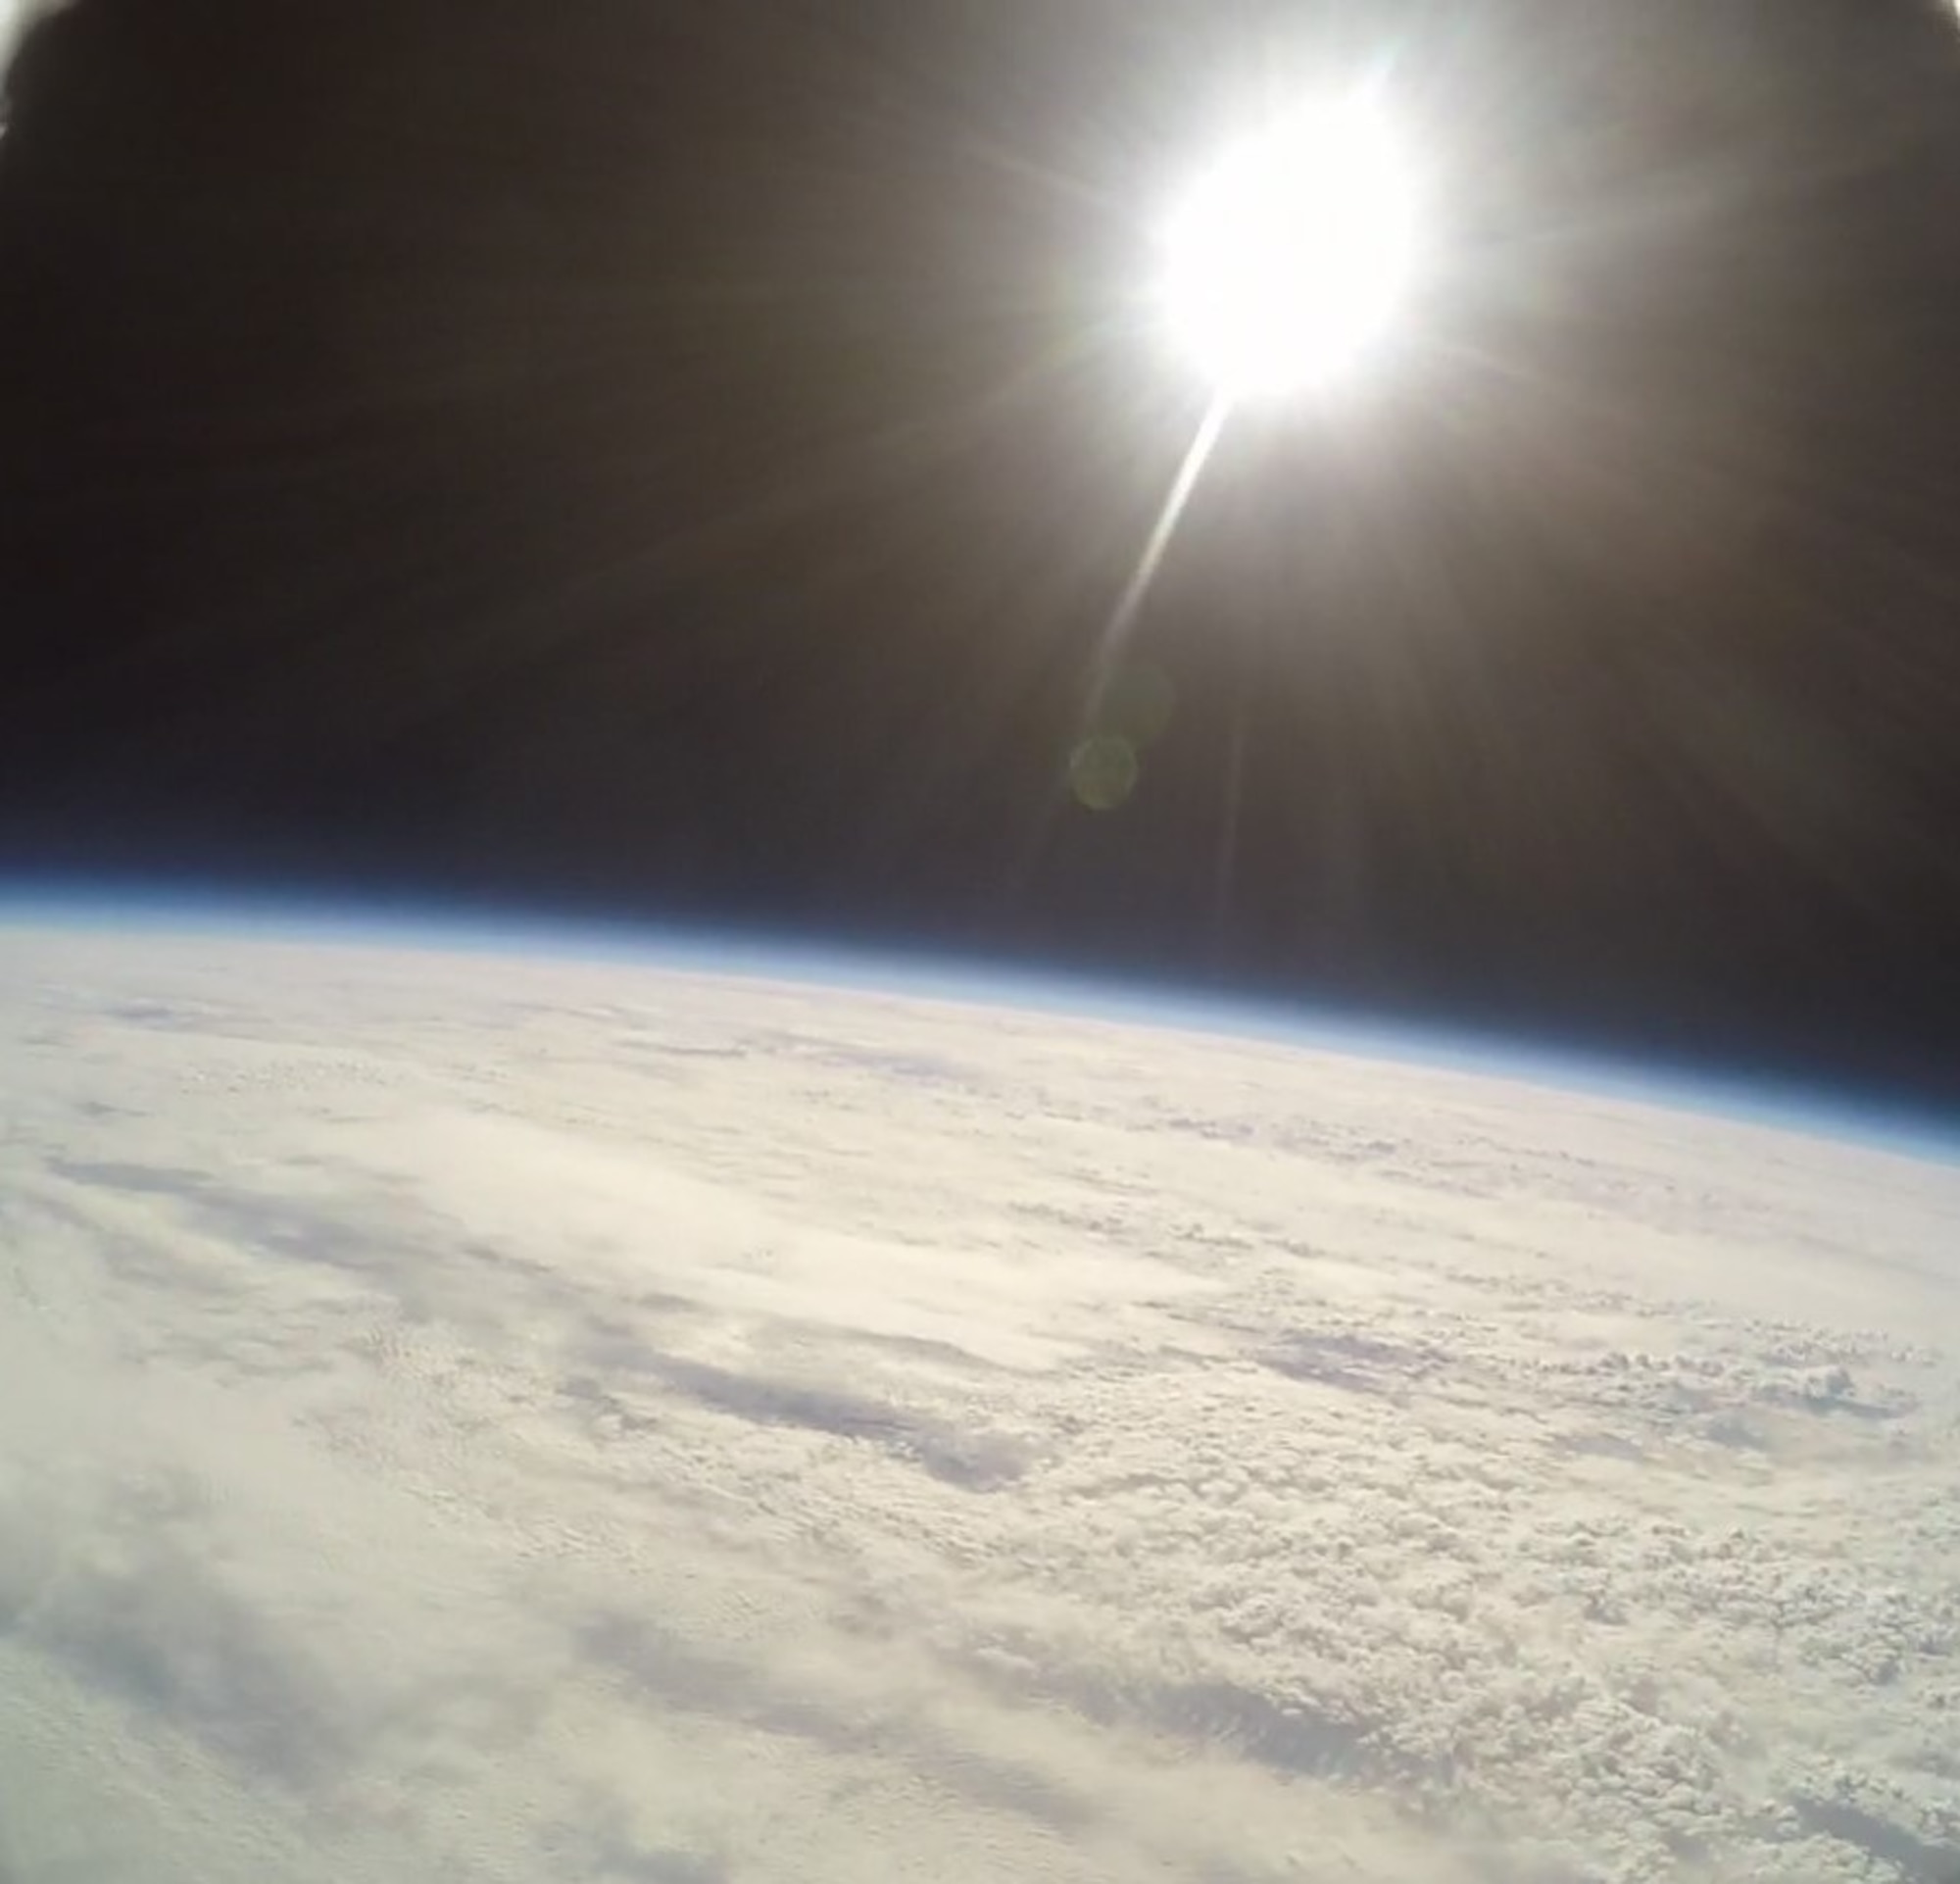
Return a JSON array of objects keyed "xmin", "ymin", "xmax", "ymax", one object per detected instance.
[{"xmin": 1, "ymin": 921, "xmax": 1956, "ymax": 1882}]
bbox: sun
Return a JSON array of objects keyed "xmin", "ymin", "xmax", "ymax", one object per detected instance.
[{"xmin": 1156, "ymin": 96, "xmax": 1420, "ymax": 401}]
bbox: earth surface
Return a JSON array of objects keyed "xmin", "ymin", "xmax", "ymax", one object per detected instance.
[{"xmin": 1, "ymin": 916, "xmax": 1957, "ymax": 1884}]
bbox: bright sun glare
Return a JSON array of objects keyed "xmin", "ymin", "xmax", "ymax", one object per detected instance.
[{"xmin": 1158, "ymin": 97, "xmax": 1419, "ymax": 401}]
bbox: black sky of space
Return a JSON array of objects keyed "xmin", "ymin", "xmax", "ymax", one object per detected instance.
[{"xmin": 2, "ymin": 0, "xmax": 1958, "ymax": 1116}]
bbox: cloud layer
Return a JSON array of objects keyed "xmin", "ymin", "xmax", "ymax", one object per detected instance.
[{"xmin": 2, "ymin": 922, "xmax": 1956, "ymax": 1882}]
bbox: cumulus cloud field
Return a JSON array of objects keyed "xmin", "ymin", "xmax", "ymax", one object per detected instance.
[{"xmin": 1, "ymin": 922, "xmax": 1956, "ymax": 1883}]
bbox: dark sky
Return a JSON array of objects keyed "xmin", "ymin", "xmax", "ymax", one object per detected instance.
[{"xmin": 3, "ymin": 0, "xmax": 1958, "ymax": 1116}]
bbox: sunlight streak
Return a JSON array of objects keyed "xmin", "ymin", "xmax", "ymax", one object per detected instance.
[{"xmin": 1091, "ymin": 394, "xmax": 1232, "ymax": 692}]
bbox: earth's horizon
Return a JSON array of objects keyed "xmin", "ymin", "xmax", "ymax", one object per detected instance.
[
  {"xmin": 3, "ymin": 912, "xmax": 1956, "ymax": 1882},
  {"xmin": 4, "ymin": 889, "xmax": 1951, "ymax": 1165}
]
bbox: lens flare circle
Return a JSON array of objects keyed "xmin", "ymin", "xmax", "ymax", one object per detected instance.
[{"xmin": 1158, "ymin": 98, "xmax": 1418, "ymax": 398}]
